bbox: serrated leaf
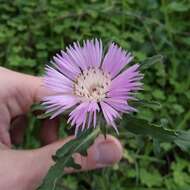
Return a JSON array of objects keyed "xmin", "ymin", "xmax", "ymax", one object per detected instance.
[
  {"xmin": 122, "ymin": 116, "xmax": 190, "ymax": 152},
  {"xmin": 122, "ymin": 116, "xmax": 177, "ymax": 142},
  {"xmin": 38, "ymin": 127, "xmax": 100, "ymax": 190}
]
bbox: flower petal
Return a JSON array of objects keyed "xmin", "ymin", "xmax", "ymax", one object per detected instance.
[
  {"xmin": 44, "ymin": 66, "xmax": 73, "ymax": 93},
  {"xmin": 68, "ymin": 101, "xmax": 100, "ymax": 135},
  {"xmin": 53, "ymin": 53, "xmax": 81, "ymax": 79},
  {"xmin": 43, "ymin": 95, "xmax": 79, "ymax": 119},
  {"xmin": 82, "ymin": 39, "xmax": 103, "ymax": 68},
  {"xmin": 100, "ymin": 101, "xmax": 120, "ymax": 128},
  {"xmin": 104, "ymin": 98, "xmax": 137, "ymax": 113},
  {"xmin": 102, "ymin": 43, "xmax": 133, "ymax": 78},
  {"xmin": 108, "ymin": 64, "xmax": 143, "ymax": 99}
]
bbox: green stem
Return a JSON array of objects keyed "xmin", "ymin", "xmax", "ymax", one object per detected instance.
[{"xmin": 177, "ymin": 111, "xmax": 190, "ymax": 129}]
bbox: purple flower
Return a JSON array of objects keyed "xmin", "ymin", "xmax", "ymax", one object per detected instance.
[{"xmin": 42, "ymin": 39, "xmax": 143, "ymax": 135}]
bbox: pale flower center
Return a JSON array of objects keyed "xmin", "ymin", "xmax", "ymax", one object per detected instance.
[{"xmin": 74, "ymin": 68, "xmax": 111, "ymax": 101}]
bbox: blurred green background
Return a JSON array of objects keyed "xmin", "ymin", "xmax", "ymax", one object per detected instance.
[{"xmin": 0, "ymin": 0, "xmax": 190, "ymax": 189}]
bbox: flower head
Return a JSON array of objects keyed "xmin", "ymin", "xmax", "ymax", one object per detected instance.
[{"xmin": 42, "ymin": 39, "xmax": 143, "ymax": 135}]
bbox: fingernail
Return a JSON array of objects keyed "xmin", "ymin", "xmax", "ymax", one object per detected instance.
[{"xmin": 95, "ymin": 139, "xmax": 122, "ymax": 166}]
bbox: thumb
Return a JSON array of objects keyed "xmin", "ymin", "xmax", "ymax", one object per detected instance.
[{"xmin": 36, "ymin": 135, "xmax": 123, "ymax": 174}]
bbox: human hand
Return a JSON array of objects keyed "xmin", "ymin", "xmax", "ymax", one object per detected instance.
[{"xmin": 0, "ymin": 67, "xmax": 122, "ymax": 190}]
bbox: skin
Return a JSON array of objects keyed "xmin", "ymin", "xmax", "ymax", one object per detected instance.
[{"xmin": 0, "ymin": 67, "xmax": 123, "ymax": 190}]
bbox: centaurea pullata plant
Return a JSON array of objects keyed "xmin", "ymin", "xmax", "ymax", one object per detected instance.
[
  {"xmin": 37, "ymin": 39, "xmax": 190, "ymax": 190},
  {"xmin": 42, "ymin": 39, "xmax": 143, "ymax": 135},
  {"xmin": 38, "ymin": 39, "xmax": 143, "ymax": 189}
]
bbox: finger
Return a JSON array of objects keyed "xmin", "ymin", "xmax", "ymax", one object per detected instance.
[
  {"xmin": 66, "ymin": 135, "xmax": 123, "ymax": 172},
  {"xmin": 33, "ymin": 78, "xmax": 53, "ymax": 102},
  {"xmin": 0, "ymin": 106, "xmax": 11, "ymax": 147},
  {"xmin": 10, "ymin": 115, "xmax": 27, "ymax": 145},
  {"xmin": 39, "ymin": 117, "xmax": 60, "ymax": 145},
  {"xmin": 0, "ymin": 124, "xmax": 11, "ymax": 147},
  {"xmin": 19, "ymin": 75, "xmax": 52, "ymax": 104}
]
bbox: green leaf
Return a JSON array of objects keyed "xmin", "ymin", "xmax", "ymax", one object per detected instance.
[
  {"xmin": 167, "ymin": 2, "xmax": 189, "ymax": 12},
  {"xmin": 31, "ymin": 103, "xmax": 56, "ymax": 119},
  {"xmin": 132, "ymin": 100, "xmax": 162, "ymax": 110},
  {"xmin": 31, "ymin": 103, "xmax": 46, "ymax": 112},
  {"xmin": 152, "ymin": 89, "xmax": 166, "ymax": 100},
  {"xmin": 122, "ymin": 116, "xmax": 190, "ymax": 152},
  {"xmin": 174, "ymin": 130, "xmax": 190, "ymax": 152},
  {"xmin": 140, "ymin": 55, "xmax": 164, "ymax": 71},
  {"xmin": 140, "ymin": 168, "xmax": 163, "ymax": 187},
  {"xmin": 38, "ymin": 127, "xmax": 100, "ymax": 190},
  {"xmin": 153, "ymin": 139, "xmax": 161, "ymax": 156},
  {"xmin": 122, "ymin": 116, "xmax": 177, "ymax": 142},
  {"xmin": 31, "ymin": 103, "xmax": 71, "ymax": 119},
  {"xmin": 36, "ymin": 112, "xmax": 53, "ymax": 119}
]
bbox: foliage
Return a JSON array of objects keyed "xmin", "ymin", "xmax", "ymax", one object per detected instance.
[
  {"xmin": 122, "ymin": 116, "xmax": 190, "ymax": 152},
  {"xmin": 0, "ymin": 0, "xmax": 190, "ymax": 189}
]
